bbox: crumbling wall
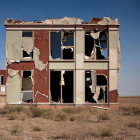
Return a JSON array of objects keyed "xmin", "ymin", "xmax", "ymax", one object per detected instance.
[
  {"xmin": 0, "ymin": 70, "xmax": 7, "ymax": 85},
  {"xmin": 6, "ymin": 29, "xmax": 49, "ymax": 103},
  {"xmin": 6, "ymin": 62, "xmax": 35, "ymax": 103},
  {"xmin": 4, "ymin": 17, "xmax": 120, "ymax": 105},
  {"xmin": 109, "ymin": 89, "xmax": 118, "ymax": 103},
  {"xmin": 42, "ymin": 17, "xmax": 84, "ymax": 24},
  {"xmin": 34, "ymin": 30, "xmax": 49, "ymax": 103},
  {"xmin": 0, "ymin": 70, "xmax": 7, "ymax": 103}
]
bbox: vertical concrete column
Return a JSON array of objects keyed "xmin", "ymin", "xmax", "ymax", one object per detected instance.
[
  {"xmin": 75, "ymin": 31, "xmax": 85, "ymax": 104},
  {"xmin": 108, "ymin": 28, "xmax": 120, "ymax": 102},
  {"xmin": 91, "ymin": 70, "xmax": 96, "ymax": 93}
]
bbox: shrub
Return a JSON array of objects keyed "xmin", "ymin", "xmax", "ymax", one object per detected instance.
[
  {"xmin": 100, "ymin": 128, "xmax": 113, "ymax": 137},
  {"xmin": 32, "ymin": 126, "xmax": 41, "ymax": 131},
  {"xmin": 8, "ymin": 112, "xmax": 18, "ymax": 120},
  {"xmin": 69, "ymin": 116, "xmax": 75, "ymax": 121},
  {"xmin": 54, "ymin": 112, "xmax": 67, "ymax": 121},
  {"xmin": 17, "ymin": 112, "xmax": 29, "ymax": 121},
  {"xmin": 97, "ymin": 112, "xmax": 110, "ymax": 121},
  {"xmin": 43, "ymin": 108, "xmax": 55, "ymax": 119},
  {"xmin": 29, "ymin": 107, "xmax": 44, "ymax": 117},
  {"xmin": 51, "ymin": 133, "xmax": 70, "ymax": 139}
]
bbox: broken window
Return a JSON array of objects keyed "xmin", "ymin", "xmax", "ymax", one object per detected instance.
[
  {"xmin": 23, "ymin": 50, "xmax": 33, "ymax": 59},
  {"xmin": 50, "ymin": 31, "xmax": 74, "ymax": 60},
  {"xmin": 97, "ymin": 75, "xmax": 107, "ymax": 85},
  {"xmin": 85, "ymin": 71, "xmax": 107, "ymax": 103},
  {"xmin": 85, "ymin": 30, "xmax": 107, "ymax": 60},
  {"xmin": 22, "ymin": 71, "xmax": 33, "ymax": 103},
  {"xmin": 0, "ymin": 76, "xmax": 4, "ymax": 85},
  {"xmin": 22, "ymin": 32, "xmax": 33, "ymax": 37},
  {"xmin": 85, "ymin": 71, "xmax": 96, "ymax": 103},
  {"xmin": 50, "ymin": 70, "xmax": 73, "ymax": 103},
  {"xmin": 22, "ymin": 31, "xmax": 34, "ymax": 60},
  {"xmin": 62, "ymin": 31, "xmax": 74, "ymax": 46},
  {"xmin": 50, "ymin": 32, "xmax": 61, "ymax": 59}
]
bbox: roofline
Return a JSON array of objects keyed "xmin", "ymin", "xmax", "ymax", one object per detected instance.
[
  {"xmin": 4, "ymin": 24, "xmax": 120, "ymax": 26},
  {"xmin": 4, "ymin": 24, "xmax": 120, "ymax": 30}
]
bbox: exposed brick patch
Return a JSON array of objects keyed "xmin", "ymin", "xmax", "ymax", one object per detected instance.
[
  {"xmin": 96, "ymin": 70, "xmax": 108, "ymax": 76},
  {"xmin": 34, "ymin": 30, "xmax": 49, "ymax": 103},
  {"xmin": 34, "ymin": 69, "xmax": 49, "ymax": 103},
  {"xmin": 7, "ymin": 62, "xmax": 35, "ymax": 70},
  {"xmin": 34, "ymin": 30, "xmax": 49, "ymax": 64},
  {"xmin": 109, "ymin": 89, "xmax": 118, "ymax": 103},
  {"xmin": 88, "ymin": 17, "xmax": 102, "ymax": 24},
  {"xmin": 0, "ymin": 70, "xmax": 7, "ymax": 85}
]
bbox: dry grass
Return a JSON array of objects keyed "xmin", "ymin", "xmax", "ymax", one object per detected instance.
[
  {"xmin": 51, "ymin": 133, "xmax": 71, "ymax": 139},
  {"xmin": 97, "ymin": 111, "xmax": 110, "ymax": 121},
  {"xmin": 0, "ymin": 135, "xmax": 11, "ymax": 140},
  {"xmin": 100, "ymin": 128, "xmax": 113, "ymax": 137},
  {"xmin": 119, "ymin": 106, "xmax": 140, "ymax": 115},
  {"xmin": 126, "ymin": 122, "xmax": 140, "ymax": 129},
  {"xmin": 32, "ymin": 126, "xmax": 42, "ymax": 131},
  {"xmin": 0, "ymin": 97, "xmax": 140, "ymax": 139},
  {"xmin": 0, "ymin": 105, "xmax": 98, "ymax": 122},
  {"xmin": 10, "ymin": 124, "xmax": 22, "ymax": 135},
  {"xmin": 29, "ymin": 106, "xmax": 44, "ymax": 117}
]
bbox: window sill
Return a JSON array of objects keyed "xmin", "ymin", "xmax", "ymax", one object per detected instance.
[
  {"xmin": 84, "ymin": 59, "xmax": 109, "ymax": 62},
  {"xmin": 49, "ymin": 59, "xmax": 75, "ymax": 62}
]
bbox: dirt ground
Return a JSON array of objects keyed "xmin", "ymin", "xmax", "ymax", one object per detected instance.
[{"xmin": 0, "ymin": 97, "xmax": 140, "ymax": 140}]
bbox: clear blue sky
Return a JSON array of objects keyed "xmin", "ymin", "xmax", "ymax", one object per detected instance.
[{"xmin": 0, "ymin": 0, "xmax": 140, "ymax": 96}]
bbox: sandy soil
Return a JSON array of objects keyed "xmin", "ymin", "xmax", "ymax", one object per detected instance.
[{"xmin": 0, "ymin": 97, "xmax": 140, "ymax": 140}]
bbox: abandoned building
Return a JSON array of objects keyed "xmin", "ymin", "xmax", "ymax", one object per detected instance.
[{"xmin": 0, "ymin": 17, "xmax": 121, "ymax": 105}]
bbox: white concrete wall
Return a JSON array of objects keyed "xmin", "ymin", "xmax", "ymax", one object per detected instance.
[
  {"xmin": 75, "ymin": 31, "xmax": 85, "ymax": 104},
  {"xmin": 109, "ymin": 29, "xmax": 120, "ymax": 91}
]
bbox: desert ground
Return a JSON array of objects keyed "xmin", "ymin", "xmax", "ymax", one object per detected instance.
[{"xmin": 0, "ymin": 97, "xmax": 140, "ymax": 140}]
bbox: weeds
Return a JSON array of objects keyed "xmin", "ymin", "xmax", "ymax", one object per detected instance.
[
  {"xmin": 8, "ymin": 112, "xmax": 18, "ymax": 120},
  {"xmin": 126, "ymin": 122, "xmax": 140, "ymax": 129},
  {"xmin": 29, "ymin": 107, "xmax": 44, "ymax": 117},
  {"xmin": 97, "ymin": 112, "xmax": 110, "ymax": 121},
  {"xmin": 0, "ymin": 105, "xmax": 26, "ymax": 115},
  {"xmin": 62, "ymin": 106, "xmax": 83, "ymax": 114},
  {"xmin": 17, "ymin": 112, "xmax": 29, "ymax": 121},
  {"xmin": 100, "ymin": 128, "xmax": 113, "ymax": 137},
  {"xmin": 0, "ymin": 105, "xmax": 108, "ymax": 123},
  {"xmin": 54, "ymin": 112, "xmax": 67, "ymax": 121},
  {"xmin": 119, "ymin": 106, "xmax": 140, "ymax": 115}
]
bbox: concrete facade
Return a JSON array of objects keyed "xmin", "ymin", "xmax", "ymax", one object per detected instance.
[{"xmin": 0, "ymin": 17, "xmax": 121, "ymax": 105}]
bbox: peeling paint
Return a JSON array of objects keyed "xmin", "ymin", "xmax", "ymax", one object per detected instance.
[
  {"xmin": 3, "ymin": 17, "xmax": 120, "ymax": 104},
  {"xmin": 33, "ymin": 47, "xmax": 47, "ymax": 71},
  {"xmin": 8, "ymin": 69, "xmax": 19, "ymax": 78},
  {"xmin": 22, "ymin": 37, "xmax": 34, "ymax": 54}
]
